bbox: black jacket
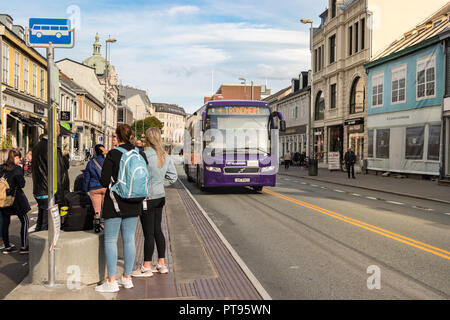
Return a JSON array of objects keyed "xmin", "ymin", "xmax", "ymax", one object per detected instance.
[
  {"xmin": 1, "ymin": 165, "xmax": 30, "ymax": 216},
  {"xmin": 32, "ymin": 137, "xmax": 70, "ymax": 203},
  {"xmin": 344, "ymin": 151, "xmax": 356, "ymax": 165},
  {"xmin": 100, "ymin": 144, "xmax": 148, "ymax": 219}
]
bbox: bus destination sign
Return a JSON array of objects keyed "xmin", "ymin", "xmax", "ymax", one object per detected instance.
[{"xmin": 209, "ymin": 106, "xmax": 269, "ymax": 116}]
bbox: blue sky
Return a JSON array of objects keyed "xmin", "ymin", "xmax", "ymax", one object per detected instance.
[{"xmin": 3, "ymin": 0, "xmax": 326, "ymax": 113}]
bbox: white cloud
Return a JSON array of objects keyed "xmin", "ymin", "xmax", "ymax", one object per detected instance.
[{"xmin": 166, "ymin": 5, "xmax": 200, "ymax": 17}]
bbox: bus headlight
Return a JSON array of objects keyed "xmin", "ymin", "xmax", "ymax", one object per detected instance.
[
  {"xmin": 206, "ymin": 166, "xmax": 222, "ymax": 173},
  {"xmin": 261, "ymin": 166, "xmax": 275, "ymax": 173}
]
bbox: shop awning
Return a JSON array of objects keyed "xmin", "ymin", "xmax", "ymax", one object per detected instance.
[
  {"xmin": 9, "ymin": 112, "xmax": 45, "ymax": 128},
  {"xmin": 60, "ymin": 122, "xmax": 74, "ymax": 137}
]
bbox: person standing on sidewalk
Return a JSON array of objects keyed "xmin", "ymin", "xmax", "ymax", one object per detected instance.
[
  {"xmin": 95, "ymin": 124, "xmax": 148, "ymax": 293},
  {"xmin": 83, "ymin": 144, "xmax": 107, "ymax": 231},
  {"xmin": 132, "ymin": 128, "xmax": 177, "ymax": 278},
  {"xmin": 0, "ymin": 149, "xmax": 10, "ymax": 250},
  {"xmin": 283, "ymin": 151, "xmax": 292, "ymax": 170},
  {"xmin": 32, "ymin": 123, "xmax": 70, "ymax": 231},
  {"xmin": 1, "ymin": 149, "xmax": 31, "ymax": 254},
  {"xmin": 344, "ymin": 147, "xmax": 356, "ymax": 179}
]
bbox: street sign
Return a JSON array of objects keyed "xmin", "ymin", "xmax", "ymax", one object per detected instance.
[
  {"xmin": 27, "ymin": 18, "xmax": 74, "ymax": 48},
  {"xmin": 60, "ymin": 111, "xmax": 70, "ymax": 121},
  {"xmin": 98, "ymin": 136, "xmax": 103, "ymax": 143}
]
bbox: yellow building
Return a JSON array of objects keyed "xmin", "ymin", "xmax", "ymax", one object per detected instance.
[{"xmin": 0, "ymin": 14, "xmax": 48, "ymax": 153}]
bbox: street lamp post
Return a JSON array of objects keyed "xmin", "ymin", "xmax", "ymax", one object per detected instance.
[
  {"xmin": 104, "ymin": 36, "xmax": 117, "ymax": 149},
  {"xmin": 239, "ymin": 77, "xmax": 247, "ymax": 100},
  {"xmin": 301, "ymin": 18, "xmax": 315, "ymax": 173}
]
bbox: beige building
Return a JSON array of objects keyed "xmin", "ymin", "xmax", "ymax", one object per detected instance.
[
  {"xmin": 311, "ymin": 0, "xmax": 448, "ymax": 164},
  {"xmin": 119, "ymin": 85, "xmax": 153, "ymax": 122},
  {"xmin": 153, "ymin": 103, "xmax": 186, "ymax": 147}
]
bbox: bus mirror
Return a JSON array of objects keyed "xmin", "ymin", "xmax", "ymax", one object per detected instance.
[
  {"xmin": 280, "ymin": 120, "xmax": 286, "ymax": 132},
  {"xmin": 201, "ymin": 120, "xmax": 206, "ymax": 132}
]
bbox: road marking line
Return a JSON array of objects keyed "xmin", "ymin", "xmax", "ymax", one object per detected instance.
[
  {"xmin": 263, "ymin": 188, "xmax": 450, "ymax": 261},
  {"xmin": 334, "ymin": 190, "xmax": 345, "ymax": 193},
  {"xmin": 444, "ymin": 213, "xmax": 450, "ymax": 216},
  {"xmin": 366, "ymin": 197, "xmax": 377, "ymax": 200},
  {"xmin": 311, "ymin": 184, "xmax": 319, "ymax": 187},
  {"xmin": 352, "ymin": 194, "xmax": 361, "ymax": 197},
  {"xmin": 301, "ymin": 182, "xmax": 307, "ymax": 185},
  {"xmin": 387, "ymin": 201, "xmax": 404, "ymax": 205}
]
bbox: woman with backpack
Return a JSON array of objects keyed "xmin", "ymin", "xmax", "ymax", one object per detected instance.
[
  {"xmin": 95, "ymin": 124, "xmax": 148, "ymax": 293},
  {"xmin": 83, "ymin": 144, "xmax": 107, "ymax": 231},
  {"xmin": 1, "ymin": 149, "xmax": 31, "ymax": 254},
  {"xmin": 132, "ymin": 127, "xmax": 177, "ymax": 278}
]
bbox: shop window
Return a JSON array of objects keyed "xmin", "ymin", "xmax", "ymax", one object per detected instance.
[
  {"xmin": 376, "ymin": 129, "xmax": 389, "ymax": 159},
  {"xmin": 405, "ymin": 126, "xmax": 424, "ymax": 160},
  {"xmin": 315, "ymin": 91, "xmax": 325, "ymax": 120},
  {"xmin": 417, "ymin": 55, "xmax": 436, "ymax": 99},
  {"xmin": 350, "ymin": 77, "xmax": 364, "ymax": 114},
  {"xmin": 392, "ymin": 66, "xmax": 406, "ymax": 104},
  {"xmin": 428, "ymin": 125, "xmax": 441, "ymax": 161},
  {"xmin": 368, "ymin": 130, "xmax": 374, "ymax": 158}
]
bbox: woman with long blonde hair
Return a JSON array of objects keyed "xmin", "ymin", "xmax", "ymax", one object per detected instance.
[{"xmin": 132, "ymin": 127, "xmax": 177, "ymax": 277}]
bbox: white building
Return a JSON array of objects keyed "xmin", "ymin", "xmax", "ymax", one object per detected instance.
[{"xmin": 153, "ymin": 103, "xmax": 186, "ymax": 147}]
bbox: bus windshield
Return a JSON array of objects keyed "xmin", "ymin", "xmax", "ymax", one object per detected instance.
[{"xmin": 205, "ymin": 106, "xmax": 270, "ymax": 154}]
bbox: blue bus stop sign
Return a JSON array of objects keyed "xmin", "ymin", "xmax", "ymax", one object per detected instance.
[{"xmin": 27, "ymin": 18, "xmax": 74, "ymax": 48}]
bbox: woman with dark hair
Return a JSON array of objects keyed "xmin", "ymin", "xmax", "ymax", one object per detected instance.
[
  {"xmin": 95, "ymin": 124, "xmax": 148, "ymax": 293},
  {"xmin": 83, "ymin": 144, "xmax": 107, "ymax": 231},
  {"xmin": 1, "ymin": 149, "xmax": 31, "ymax": 254}
]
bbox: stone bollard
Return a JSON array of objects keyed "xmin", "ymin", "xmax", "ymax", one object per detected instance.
[{"xmin": 27, "ymin": 230, "xmax": 106, "ymax": 285}]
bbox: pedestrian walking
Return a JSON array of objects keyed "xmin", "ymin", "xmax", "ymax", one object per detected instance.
[
  {"xmin": 32, "ymin": 123, "xmax": 70, "ymax": 231},
  {"xmin": 95, "ymin": 124, "xmax": 149, "ymax": 293},
  {"xmin": 83, "ymin": 144, "xmax": 107, "ymax": 232},
  {"xmin": 344, "ymin": 147, "xmax": 356, "ymax": 179},
  {"xmin": 132, "ymin": 128, "xmax": 177, "ymax": 278},
  {"xmin": 1, "ymin": 149, "xmax": 31, "ymax": 254},
  {"xmin": 284, "ymin": 151, "xmax": 292, "ymax": 170},
  {"xmin": 0, "ymin": 149, "xmax": 9, "ymax": 250}
]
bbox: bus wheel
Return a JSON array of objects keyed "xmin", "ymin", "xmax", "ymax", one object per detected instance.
[{"xmin": 252, "ymin": 186, "xmax": 263, "ymax": 193}]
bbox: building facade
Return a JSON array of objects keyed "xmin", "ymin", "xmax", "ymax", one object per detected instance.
[
  {"xmin": 365, "ymin": 6, "xmax": 449, "ymax": 176},
  {"xmin": 0, "ymin": 14, "xmax": 47, "ymax": 153},
  {"xmin": 117, "ymin": 92, "xmax": 134, "ymax": 126},
  {"xmin": 59, "ymin": 72, "xmax": 80, "ymax": 159},
  {"xmin": 311, "ymin": 0, "xmax": 448, "ymax": 164},
  {"xmin": 441, "ymin": 28, "xmax": 450, "ymax": 181},
  {"xmin": 119, "ymin": 85, "xmax": 153, "ymax": 123},
  {"xmin": 204, "ymin": 84, "xmax": 264, "ymax": 103},
  {"xmin": 153, "ymin": 103, "xmax": 186, "ymax": 146}
]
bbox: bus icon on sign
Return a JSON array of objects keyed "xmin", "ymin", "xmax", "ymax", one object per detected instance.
[{"xmin": 27, "ymin": 18, "xmax": 74, "ymax": 48}]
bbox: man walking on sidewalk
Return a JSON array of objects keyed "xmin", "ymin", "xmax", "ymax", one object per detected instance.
[
  {"xmin": 344, "ymin": 147, "xmax": 356, "ymax": 179},
  {"xmin": 283, "ymin": 151, "xmax": 292, "ymax": 170}
]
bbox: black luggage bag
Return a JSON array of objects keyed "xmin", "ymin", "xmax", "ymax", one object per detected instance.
[{"xmin": 63, "ymin": 191, "xmax": 94, "ymax": 231}]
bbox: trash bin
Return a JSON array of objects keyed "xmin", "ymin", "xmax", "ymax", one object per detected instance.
[{"xmin": 308, "ymin": 158, "xmax": 318, "ymax": 176}]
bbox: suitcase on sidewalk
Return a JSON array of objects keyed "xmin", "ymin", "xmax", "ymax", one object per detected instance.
[{"xmin": 63, "ymin": 191, "xmax": 94, "ymax": 232}]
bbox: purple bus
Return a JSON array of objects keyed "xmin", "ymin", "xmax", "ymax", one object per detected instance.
[{"xmin": 184, "ymin": 100, "xmax": 285, "ymax": 192}]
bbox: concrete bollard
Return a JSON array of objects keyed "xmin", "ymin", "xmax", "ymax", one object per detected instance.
[{"xmin": 27, "ymin": 230, "xmax": 107, "ymax": 285}]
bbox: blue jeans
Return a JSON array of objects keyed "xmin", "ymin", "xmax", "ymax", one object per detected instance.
[{"xmin": 104, "ymin": 217, "xmax": 138, "ymax": 277}]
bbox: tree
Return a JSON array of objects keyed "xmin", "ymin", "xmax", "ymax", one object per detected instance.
[{"xmin": 131, "ymin": 116, "xmax": 164, "ymax": 139}]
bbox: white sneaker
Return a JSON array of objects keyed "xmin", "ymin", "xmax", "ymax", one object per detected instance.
[
  {"xmin": 131, "ymin": 265, "xmax": 153, "ymax": 278},
  {"xmin": 151, "ymin": 264, "xmax": 169, "ymax": 274},
  {"xmin": 95, "ymin": 280, "xmax": 119, "ymax": 293},
  {"xmin": 118, "ymin": 276, "xmax": 134, "ymax": 289}
]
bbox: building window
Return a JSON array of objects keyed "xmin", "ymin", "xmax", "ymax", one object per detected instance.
[
  {"xmin": 118, "ymin": 109, "xmax": 124, "ymax": 123},
  {"xmin": 391, "ymin": 66, "xmax": 406, "ymax": 104},
  {"xmin": 40, "ymin": 69, "xmax": 45, "ymax": 99},
  {"xmin": 350, "ymin": 77, "xmax": 365, "ymax": 114},
  {"xmin": 428, "ymin": 125, "xmax": 441, "ymax": 161},
  {"xmin": 354, "ymin": 22, "xmax": 359, "ymax": 53},
  {"xmin": 14, "ymin": 51, "xmax": 20, "ymax": 89},
  {"xmin": 405, "ymin": 126, "xmax": 424, "ymax": 160},
  {"xmin": 376, "ymin": 129, "xmax": 390, "ymax": 159},
  {"xmin": 329, "ymin": 34, "xmax": 336, "ymax": 64},
  {"xmin": 348, "ymin": 26, "xmax": 353, "ymax": 56},
  {"xmin": 315, "ymin": 91, "xmax": 325, "ymax": 120},
  {"xmin": 32, "ymin": 64, "xmax": 37, "ymax": 96},
  {"xmin": 361, "ymin": 18, "xmax": 365, "ymax": 50},
  {"xmin": 314, "ymin": 49, "xmax": 318, "ymax": 72},
  {"xmin": 73, "ymin": 101, "xmax": 77, "ymax": 119},
  {"xmin": 330, "ymin": 84, "xmax": 337, "ymax": 109},
  {"xmin": 24, "ymin": 57, "xmax": 29, "ymax": 93},
  {"xmin": 368, "ymin": 130, "xmax": 374, "ymax": 158},
  {"xmin": 2, "ymin": 43, "xmax": 9, "ymax": 83},
  {"xmin": 371, "ymin": 73, "xmax": 384, "ymax": 107},
  {"xmin": 331, "ymin": 0, "xmax": 337, "ymax": 18},
  {"xmin": 417, "ymin": 55, "xmax": 436, "ymax": 99},
  {"xmin": 318, "ymin": 46, "xmax": 322, "ymax": 70}
]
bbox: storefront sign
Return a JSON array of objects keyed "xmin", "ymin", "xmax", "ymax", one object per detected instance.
[
  {"xmin": 348, "ymin": 124, "xmax": 364, "ymax": 134},
  {"xmin": 60, "ymin": 111, "xmax": 70, "ymax": 121},
  {"xmin": 280, "ymin": 125, "xmax": 307, "ymax": 136},
  {"xmin": 34, "ymin": 104, "xmax": 45, "ymax": 115},
  {"xmin": 328, "ymin": 152, "xmax": 341, "ymax": 170},
  {"xmin": 345, "ymin": 118, "xmax": 364, "ymax": 126}
]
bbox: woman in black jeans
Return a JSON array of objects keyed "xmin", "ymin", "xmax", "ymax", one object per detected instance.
[{"xmin": 1, "ymin": 149, "xmax": 31, "ymax": 254}]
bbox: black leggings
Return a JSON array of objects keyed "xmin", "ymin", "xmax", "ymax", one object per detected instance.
[
  {"xmin": 2, "ymin": 212, "xmax": 29, "ymax": 248},
  {"xmin": 140, "ymin": 198, "xmax": 166, "ymax": 261}
]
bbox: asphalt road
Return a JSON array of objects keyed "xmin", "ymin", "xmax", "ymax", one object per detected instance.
[{"xmin": 179, "ymin": 168, "xmax": 450, "ymax": 300}]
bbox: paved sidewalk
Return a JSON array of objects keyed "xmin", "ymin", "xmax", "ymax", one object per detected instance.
[
  {"xmin": 5, "ymin": 173, "xmax": 268, "ymax": 300},
  {"xmin": 278, "ymin": 166, "xmax": 450, "ymax": 204}
]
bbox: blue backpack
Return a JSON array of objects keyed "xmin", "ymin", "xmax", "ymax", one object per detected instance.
[{"xmin": 109, "ymin": 147, "xmax": 149, "ymax": 212}]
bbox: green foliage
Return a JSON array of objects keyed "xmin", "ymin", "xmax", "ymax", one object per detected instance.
[
  {"xmin": 0, "ymin": 133, "xmax": 13, "ymax": 149},
  {"xmin": 131, "ymin": 116, "xmax": 164, "ymax": 139}
]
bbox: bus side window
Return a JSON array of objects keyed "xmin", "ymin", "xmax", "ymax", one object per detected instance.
[
  {"xmin": 42, "ymin": 26, "xmax": 50, "ymax": 30},
  {"xmin": 51, "ymin": 26, "xmax": 59, "ymax": 30},
  {"xmin": 34, "ymin": 25, "xmax": 41, "ymax": 30}
]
